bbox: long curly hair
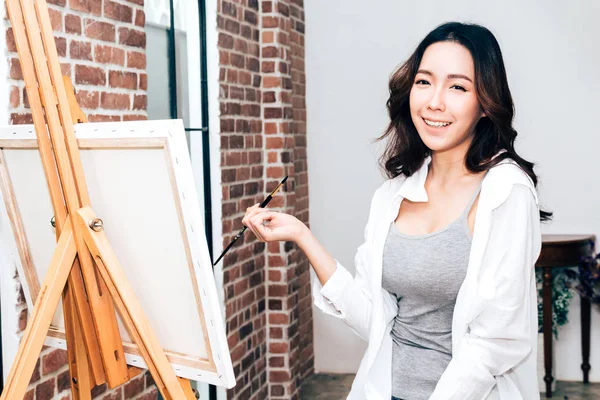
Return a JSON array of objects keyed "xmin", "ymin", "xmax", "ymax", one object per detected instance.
[{"xmin": 378, "ymin": 21, "xmax": 551, "ymax": 220}]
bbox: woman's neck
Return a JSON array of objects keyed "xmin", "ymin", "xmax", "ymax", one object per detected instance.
[{"xmin": 428, "ymin": 141, "xmax": 479, "ymax": 186}]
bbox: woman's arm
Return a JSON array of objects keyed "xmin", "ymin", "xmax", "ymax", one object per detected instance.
[
  {"xmin": 243, "ymin": 205, "xmax": 337, "ymax": 285},
  {"xmin": 242, "ymin": 196, "xmax": 383, "ymax": 340},
  {"xmin": 429, "ymin": 184, "xmax": 542, "ymax": 399}
]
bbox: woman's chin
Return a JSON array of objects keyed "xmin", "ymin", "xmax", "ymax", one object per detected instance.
[{"xmin": 419, "ymin": 136, "xmax": 452, "ymax": 153}]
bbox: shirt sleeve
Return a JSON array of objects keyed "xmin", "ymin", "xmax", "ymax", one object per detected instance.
[
  {"xmin": 429, "ymin": 184, "xmax": 542, "ymax": 399},
  {"xmin": 311, "ymin": 237, "xmax": 376, "ymax": 341},
  {"xmin": 311, "ymin": 187, "xmax": 398, "ymax": 341}
]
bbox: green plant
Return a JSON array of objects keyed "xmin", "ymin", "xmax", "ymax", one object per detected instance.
[
  {"xmin": 536, "ymin": 267, "xmax": 578, "ymax": 338},
  {"xmin": 576, "ymin": 253, "xmax": 600, "ymax": 303}
]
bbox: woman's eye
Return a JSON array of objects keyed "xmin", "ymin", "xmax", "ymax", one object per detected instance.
[
  {"xmin": 451, "ymin": 85, "xmax": 467, "ymax": 92},
  {"xmin": 415, "ymin": 79, "xmax": 429, "ymax": 85}
]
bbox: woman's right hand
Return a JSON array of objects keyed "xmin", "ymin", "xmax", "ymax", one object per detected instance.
[
  {"xmin": 242, "ymin": 204, "xmax": 309, "ymax": 244},
  {"xmin": 243, "ymin": 204, "xmax": 338, "ymax": 285}
]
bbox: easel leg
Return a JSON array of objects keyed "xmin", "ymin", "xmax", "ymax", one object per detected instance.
[
  {"xmin": 63, "ymin": 278, "xmax": 93, "ymax": 400},
  {"xmin": 66, "ymin": 260, "xmax": 107, "ymax": 386},
  {"xmin": 75, "ymin": 207, "xmax": 187, "ymax": 400},
  {"xmin": 178, "ymin": 378, "xmax": 198, "ymax": 400},
  {"xmin": 0, "ymin": 222, "xmax": 76, "ymax": 400}
]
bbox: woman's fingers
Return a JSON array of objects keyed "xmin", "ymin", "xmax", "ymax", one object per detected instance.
[
  {"xmin": 250, "ymin": 212, "xmax": 273, "ymax": 242},
  {"xmin": 243, "ymin": 206, "xmax": 271, "ymax": 241},
  {"xmin": 242, "ymin": 203, "xmax": 263, "ymax": 228}
]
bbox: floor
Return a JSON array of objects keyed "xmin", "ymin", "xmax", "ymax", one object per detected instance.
[{"xmin": 299, "ymin": 374, "xmax": 600, "ymax": 400}]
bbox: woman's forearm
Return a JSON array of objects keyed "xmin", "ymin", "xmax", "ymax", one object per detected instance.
[{"xmin": 296, "ymin": 226, "xmax": 338, "ymax": 286}]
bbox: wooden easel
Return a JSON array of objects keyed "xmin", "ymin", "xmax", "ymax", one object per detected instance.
[{"xmin": 1, "ymin": 0, "xmax": 197, "ymax": 398}]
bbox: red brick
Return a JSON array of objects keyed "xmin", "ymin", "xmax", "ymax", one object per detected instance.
[
  {"xmin": 48, "ymin": 8, "xmax": 63, "ymax": 32},
  {"xmin": 124, "ymin": 374, "xmax": 145, "ymax": 397},
  {"xmin": 69, "ymin": 40, "xmax": 92, "ymax": 60},
  {"xmin": 262, "ymin": 31, "xmax": 274, "ymax": 43},
  {"xmin": 75, "ymin": 65, "xmax": 106, "ymax": 85},
  {"xmin": 262, "ymin": 61, "xmax": 275, "ymax": 73},
  {"xmin": 94, "ymin": 44, "xmax": 125, "ymax": 65},
  {"xmin": 69, "ymin": 0, "xmax": 101, "ymax": 15},
  {"xmin": 29, "ymin": 358, "xmax": 41, "ymax": 384},
  {"xmin": 101, "ymin": 92, "xmax": 130, "ymax": 109},
  {"xmin": 268, "ymin": 313, "xmax": 289, "ymax": 325},
  {"xmin": 61, "ymin": 62, "xmax": 71, "ymax": 77},
  {"xmin": 105, "ymin": 0, "xmax": 133, "ymax": 23},
  {"xmin": 139, "ymin": 73, "xmax": 148, "ymax": 90},
  {"xmin": 123, "ymin": 114, "xmax": 147, "ymax": 121},
  {"xmin": 6, "ymin": 28, "xmax": 16, "ymax": 52},
  {"xmin": 24, "ymin": 389, "xmax": 34, "ymax": 400},
  {"xmin": 57, "ymin": 370, "xmax": 70, "ymax": 393},
  {"xmin": 75, "ymin": 90, "xmax": 99, "ymax": 109},
  {"xmin": 136, "ymin": 388, "xmax": 159, "ymax": 400},
  {"xmin": 109, "ymin": 70, "xmax": 137, "ymax": 90},
  {"xmin": 48, "ymin": 0, "xmax": 66, "ymax": 6},
  {"xmin": 218, "ymin": 33, "xmax": 234, "ymax": 49},
  {"xmin": 271, "ymin": 385, "xmax": 285, "ymax": 397},
  {"xmin": 55, "ymin": 36, "xmax": 67, "ymax": 57},
  {"xmin": 135, "ymin": 9, "xmax": 145, "ymax": 27},
  {"xmin": 127, "ymin": 51, "xmax": 146, "ymax": 69},
  {"xmin": 263, "ymin": 16, "xmax": 279, "ymax": 28},
  {"xmin": 35, "ymin": 378, "xmax": 55, "ymax": 400},
  {"xmin": 133, "ymin": 94, "xmax": 147, "ymax": 110},
  {"xmin": 262, "ymin": 46, "xmax": 278, "ymax": 58},
  {"xmin": 17, "ymin": 307, "xmax": 27, "ymax": 330},
  {"xmin": 11, "ymin": 113, "xmax": 33, "ymax": 124},
  {"xmin": 23, "ymin": 88, "xmax": 30, "ymax": 109},
  {"xmin": 101, "ymin": 387, "xmax": 122, "ymax": 400},
  {"xmin": 65, "ymin": 14, "xmax": 81, "ymax": 34},
  {"xmin": 145, "ymin": 371, "xmax": 155, "ymax": 389},
  {"xmin": 269, "ymin": 370, "xmax": 290, "ymax": 382},
  {"xmin": 10, "ymin": 58, "xmax": 22, "ymax": 80},
  {"xmin": 264, "ymin": 107, "xmax": 282, "ymax": 119},
  {"xmin": 263, "ymin": 76, "xmax": 281, "ymax": 88},
  {"xmin": 84, "ymin": 19, "xmax": 115, "ymax": 42},
  {"xmin": 88, "ymin": 114, "xmax": 120, "ymax": 122},
  {"xmin": 43, "ymin": 349, "xmax": 68, "ymax": 374},
  {"xmin": 124, "ymin": 0, "xmax": 143, "ymax": 5},
  {"xmin": 118, "ymin": 27, "xmax": 146, "ymax": 48},
  {"xmin": 9, "ymin": 86, "xmax": 19, "ymax": 108}
]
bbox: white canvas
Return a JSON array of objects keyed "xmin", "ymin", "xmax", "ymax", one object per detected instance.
[{"xmin": 0, "ymin": 119, "xmax": 235, "ymax": 388}]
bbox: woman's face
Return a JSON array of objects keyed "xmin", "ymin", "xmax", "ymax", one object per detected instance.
[{"xmin": 409, "ymin": 41, "xmax": 484, "ymax": 154}]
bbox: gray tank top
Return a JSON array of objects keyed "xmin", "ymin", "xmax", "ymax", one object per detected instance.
[{"xmin": 382, "ymin": 184, "xmax": 481, "ymax": 400}]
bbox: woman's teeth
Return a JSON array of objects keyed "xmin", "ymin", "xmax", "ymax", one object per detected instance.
[{"xmin": 424, "ymin": 119, "xmax": 451, "ymax": 127}]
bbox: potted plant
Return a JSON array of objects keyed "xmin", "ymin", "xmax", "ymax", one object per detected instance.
[{"xmin": 535, "ymin": 267, "xmax": 578, "ymax": 391}]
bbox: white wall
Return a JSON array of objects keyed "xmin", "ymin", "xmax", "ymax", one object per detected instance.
[{"xmin": 305, "ymin": 0, "xmax": 600, "ymax": 382}]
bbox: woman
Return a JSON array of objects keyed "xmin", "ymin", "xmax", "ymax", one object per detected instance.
[{"xmin": 243, "ymin": 22, "xmax": 546, "ymax": 400}]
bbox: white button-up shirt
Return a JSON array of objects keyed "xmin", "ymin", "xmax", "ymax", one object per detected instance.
[{"xmin": 312, "ymin": 157, "xmax": 542, "ymax": 400}]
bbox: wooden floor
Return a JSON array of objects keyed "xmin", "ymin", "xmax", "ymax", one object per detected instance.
[{"xmin": 299, "ymin": 374, "xmax": 600, "ymax": 400}]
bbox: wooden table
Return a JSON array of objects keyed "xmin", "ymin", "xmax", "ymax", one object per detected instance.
[{"xmin": 536, "ymin": 234, "xmax": 596, "ymax": 398}]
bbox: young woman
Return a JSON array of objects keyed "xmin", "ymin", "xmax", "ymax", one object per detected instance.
[{"xmin": 243, "ymin": 22, "xmax": 546, "ymax": 400}]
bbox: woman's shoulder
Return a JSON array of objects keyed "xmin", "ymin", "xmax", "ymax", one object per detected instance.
[{"xmin": 483, "ymin": 159, "xmax": 539, "ymax": 209}]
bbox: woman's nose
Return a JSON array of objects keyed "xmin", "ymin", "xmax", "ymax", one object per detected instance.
[{"xmin": 427, "ymin": 88, "xmax": 445, "ymax": 112}]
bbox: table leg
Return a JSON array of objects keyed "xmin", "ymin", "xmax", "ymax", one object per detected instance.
[
  {"xmin": 543, "ymin": 267, "xmax": 553, "ymax": 397},
  {"xmin": 581, "ymin": 293, "xmax": 591, "ymax": 383}
]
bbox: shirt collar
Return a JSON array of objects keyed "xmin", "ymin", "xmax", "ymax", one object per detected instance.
[
  {"xmin": 394, "ymin": 156, "xmax": 431, "ymax": 202},
  {"xmin": 391, "ymin": 151, "xmax": 511, "ymax": 203}
]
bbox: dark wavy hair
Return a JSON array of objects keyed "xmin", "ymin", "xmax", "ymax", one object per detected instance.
[{"xmin": 378, "ymin": 22, "xmax": 550, "ymax": 220}]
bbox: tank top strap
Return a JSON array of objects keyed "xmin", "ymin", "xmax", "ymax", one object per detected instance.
[{"xmin": 460, "ymin": 177, "xmax": 485, "ymax": 219}]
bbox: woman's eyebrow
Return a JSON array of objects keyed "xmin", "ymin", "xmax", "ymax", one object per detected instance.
[
  {"xmin": 416, "ymin": 69, "xmax": 473, "ymax": 83},
  {"xmin": 447, "ymin": 73, "xmax": 473, "ymax": 83}
]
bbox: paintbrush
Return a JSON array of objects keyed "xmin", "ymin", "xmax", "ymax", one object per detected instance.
[{"xmin": 213, "ymin": 175, "xmax": 288, "ymax": 266}]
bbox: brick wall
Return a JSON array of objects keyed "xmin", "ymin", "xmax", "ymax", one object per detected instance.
[
  {"xmin": 6, "ymin": 0, "xmax": 148, "ymax": 125},
  {"xmin": 5, "ymin": 0, "xmax": 152, "ymax": 398},
  {"xmin": 218, "ymin": 0, "xmax": 313, "ymax": 399}
]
